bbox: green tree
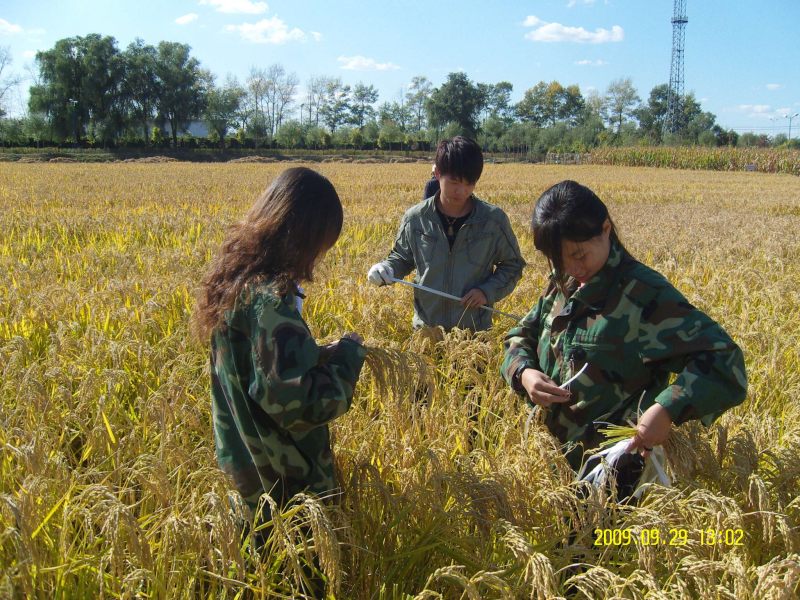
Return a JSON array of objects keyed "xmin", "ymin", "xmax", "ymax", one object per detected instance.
[
  {"xmin": 739, "ymin": 132, "xmax": 770, "ymax": 148},
  {"xmin": 319, "ymin": 78, "xmax": 350, "ymax": 133},
  {"xmin": 478, "ymin": 81, "xmax": 514, "ymax": 124},
  {"xmin": 378, "ymin": 100, "xmax": 411, "ymax": 132},
  {"xmin": 349, "ymin": 83, "xmax": 378, "ymax": 129},
  {"xmin": 559, "ymin": 85, "xmax": 585, "ymax": 126},
  {"xmin": 681, "ymin": 93, "xmax": 716, "ymax": 144},
  {"xmin": 516, "ymin": 81, "xmax": 549, "ymax": 127},
  {"xmin": 275, "ymin": 120, "xmax": 305, "ymax": 149},
  {"xmin": 426, "ymin": 72, "xmax": 484, "ymax": 138},
  {"xmin": 29, "ymin": 34, "xmax": 124, "ymax": 144},
  {"xmin": 304, "ymin": 125, "xmax": 330, "ymax": 149},
  {"xmin": 377, "ymin": 120, "xmax": 404, "ymax": 149},
  {"xmin": 516, "ymin": 81, "xmax": 583, "ymax": 128},
  {"xmin": 406, "ymin": 75, "xmax": 432, "ymax": 132},
  {"xmin": 203, "ymin": 76, "xmax": 245, "ymax": 148},
  {"xmin": 711, "ymin": 125, "xmax": 738, "ymax": 147},
  {"xmin": 634, "ymin": 83, "xmax": 669, "ymax": 144},
  {"xmin": 153, "ymin": 41, "xmax": 208, "ymax": 147},
  {"xmin": 362, "ymin": 120, "xmax": 380, "ymax": 147},
  {"xmin": 603, "ymin": 77, "xmax": 641, "ymax": 136},
  {"xmin": 263, "ymin": 63, "xmax": 298, "ymax": 137},
  {"xmin": 122, "ymin": 39, "xmax": 158, "ymax": 141},
  {"xmin": 478, "ymin": 115, "xmax": 509, "ymax": 151},
  {"xmin": 0, "ymin": 117, "xmax": 24, "ymax": 143}
]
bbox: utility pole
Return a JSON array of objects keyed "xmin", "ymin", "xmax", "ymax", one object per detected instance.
[
  {"xmin": 786, "ymin": 113, "xmax": 799, "ymax": 139},
  {"xmin": 664, "ymin": 0, "xmax": 688, "ymax": 136}
]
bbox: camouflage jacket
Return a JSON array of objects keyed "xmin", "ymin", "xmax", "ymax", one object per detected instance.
[
  {"xmin": 382, "ymin": 194, "xmax": 525, "ymax": 331},
  {"xmin": 501, "ymin": 242, "xmax": 747, "ymax": 470},
  {"xmin": 210, "ymin": 281, "xmax": 366, "ymax": 515}
]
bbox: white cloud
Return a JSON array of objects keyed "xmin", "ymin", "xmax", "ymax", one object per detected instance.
[
  {"xmin": 523, "ymin": 16, "xmax": 543, "ymax": 27},
  {"xmin": 523, "ymin": 15, "xmax": 623, "ymax": 43},
  {"xmin": 337, "ymin": 55, "xmax": 400, "ymax": 71},
  {"xmin": 766, "ymin": 83, "xmax": 783, "ymax": 91},
  {"xmin": 200, "ymin": 0, "xmax": 268, "ymax": 14},
  {"xmin": 225, "ymin": 17, "xmax": 306, "ymax": 44},
  {"xmin": 22, "ymin": 50, "xmax": 37, "ymax": 59},
  {"xmin": 175, "ymin": 13, "xmax": 199, "ymax": 25},
  {"xmin": 0, "ymin": 18, "xmax": 24, "ymax": 35},
  {"xmin": 568, "ymin": 0, "xmax": 597, "ymax": 7},
  {"xmin": 575, "ymin": 59, "xmax": 607, "ymax": 66},
  {"xmin": 737, "ymin": 104, "xmax": 772, "ymax": 118},
  {"xmin": 311, "ymin": 31, "xmax": 323, "ymax": 42}
]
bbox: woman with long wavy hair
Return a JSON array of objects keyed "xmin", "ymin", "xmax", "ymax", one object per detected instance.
[{"xmin": 194, "ymin": 167, "xmax": 365, "ymax": 526}]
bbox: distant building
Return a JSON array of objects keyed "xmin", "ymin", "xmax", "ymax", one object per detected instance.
[{"xmin": 159, "ymin": 120, "xmax": 210, "ymax": 138}]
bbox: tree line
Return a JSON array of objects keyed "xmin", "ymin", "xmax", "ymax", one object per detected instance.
[{"xmin": 0, "ymin": 35, "xmax": 794, "ymax": 153}]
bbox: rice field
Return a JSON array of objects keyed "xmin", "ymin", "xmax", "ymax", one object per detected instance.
[{"xmin": 1, "ymin": 162, "xmax": 799, "ymax": 599}]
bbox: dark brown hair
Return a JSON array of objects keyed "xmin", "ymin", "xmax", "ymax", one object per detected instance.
[{"xmin": 193, "ymin": 167, "xmax": 343, "ymax": 339}]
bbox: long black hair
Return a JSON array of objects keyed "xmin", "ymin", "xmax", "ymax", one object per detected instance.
[{"xmin": 532, "ymin": 180, "xmax": 623, "ymax": 291}]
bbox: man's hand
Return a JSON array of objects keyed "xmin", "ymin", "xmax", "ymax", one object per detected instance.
[
  {"xmin": 627, "ymin": 402, "xmax": 673, "ymax": 457},
  {"xmin": 520, "ymin": 368, "xmax": 571, "ymax": 408},
  {"xmin": 461, "ymin": 288, "xmax": 488, "ymax": 309},
  {"xmin": 367, "ymin": 263, "xmax": 394, "ymax": 286}
]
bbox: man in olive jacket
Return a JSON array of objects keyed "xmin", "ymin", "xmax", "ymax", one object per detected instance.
[{"xmin": 368, "ymin": 136, "xmax": 524, "ymax": 331}]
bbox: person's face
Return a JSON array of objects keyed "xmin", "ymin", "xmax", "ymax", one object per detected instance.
[
  {"xmin": 436, "ymin": 169, "xmax": 475, "ymax": 209},
  {"xmin": 560, "ymin": 219, "xmax": 612, "ymax": 284}
]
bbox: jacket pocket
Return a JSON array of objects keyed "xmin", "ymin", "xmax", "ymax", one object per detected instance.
[
  {"xmin": 412, "ymin": 229, "xmax": 438, "ymax": 270},
  {"xmin": 465, "ymin": 232, "xmax": 495, "ymax": 268},
  {"xmin": 568, "ymin": 334, "xmax": 625, "ymax": 374}
]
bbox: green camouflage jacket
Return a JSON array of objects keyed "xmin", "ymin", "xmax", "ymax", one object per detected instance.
[
  {"xmin": 382, "ymin": 194, "xmax": 525, "ymax": 331},
  {"xmin": 210, "ymin": 281, "xmax": 366, "ymax": 516},
  {"xmin": 501, "ymin": 241, "xmax": 747, "ymax": 470}
]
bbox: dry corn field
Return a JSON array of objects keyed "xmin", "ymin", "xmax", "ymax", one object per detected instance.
[{"xmin": 1, "ymin": 162, "xmax": 799, "ymax": 599}]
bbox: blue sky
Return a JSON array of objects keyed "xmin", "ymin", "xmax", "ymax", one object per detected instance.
[{"xmin": 2, "ymin": 0, "xmax": 799, "ymax": 136}]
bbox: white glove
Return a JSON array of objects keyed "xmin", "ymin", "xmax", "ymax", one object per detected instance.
[{"xmin": 367, "ymin": 263, "xmax": 394, "ymax": 286}]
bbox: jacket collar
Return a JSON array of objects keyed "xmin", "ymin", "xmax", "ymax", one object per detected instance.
[
  {"xmin": 564, "ymin": 240, "xmax": 628, "ymax": 309},
  {"xmin": 421, "ymin": 192, "xmax": 488, "ymax": 223}
]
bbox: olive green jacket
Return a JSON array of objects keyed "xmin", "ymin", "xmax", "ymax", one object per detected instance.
[
  {"xmin": 501, "ymin": 242, "xmax": 747, "ymax": 469},
  {"xmin": 383, "ymin": 194, "xmax": 525, "ymax": 331}
]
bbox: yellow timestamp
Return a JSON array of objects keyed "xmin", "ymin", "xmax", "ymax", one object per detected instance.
[{"xmin": 594, "ymin": 528, "xmax": 745, "ymax": 547}]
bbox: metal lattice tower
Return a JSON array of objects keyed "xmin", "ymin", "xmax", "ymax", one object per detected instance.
[{"xmin": 664, "ymin": 0, "xmax": 688, "ymax": 135}]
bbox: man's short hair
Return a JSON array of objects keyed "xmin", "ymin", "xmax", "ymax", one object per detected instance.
[{"xmin": 435, "ymin": 136, "xmax": 484, "ymax": 184}]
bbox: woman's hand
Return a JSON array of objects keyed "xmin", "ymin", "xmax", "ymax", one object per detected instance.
[
  {"xmin": 320, "ymin": 333, "xmax": 363, "ymax": 362},
  {"xmin": 341, "ymin": 332, "xmax": 364, "ymax": 345},
  {"xmin": 520, "ymin": 368, "xmax": 571, "ymax": 408},
  {"xmin": 627, "ymin": 402, "xmax": 673, "ymax": 457}
]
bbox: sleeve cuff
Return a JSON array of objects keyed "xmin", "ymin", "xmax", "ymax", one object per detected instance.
[
  {"xmin": 511, "ymin": 363, "xmax": 531, "ymax": 395},
  {"xmin": 655, "ymin": 387, "xmax": 690, "ymax": 425}
]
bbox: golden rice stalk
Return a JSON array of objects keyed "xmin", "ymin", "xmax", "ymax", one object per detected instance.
[
  {"xmin": 363, "ymin": 345, "xmax": 433, "ymax": 403},
  {"xmin": 752, "ymin": 553, "xmax": 800, "ymax": 599},
  {"xmin": 292, "ymin": 493, "xmax": 342, "ymax": 595},
  {"xmin": 563, "ymin": 565, "xmax": 626, "ymax": 600}
]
